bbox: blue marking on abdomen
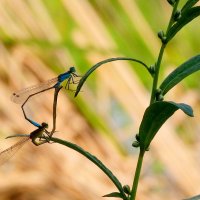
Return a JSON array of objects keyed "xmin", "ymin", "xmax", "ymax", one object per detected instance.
[
  {"xmin": 54, "ymin": 71, "xmax": 71, "ymax": 88},
  {"xmin": 29, "ymin": 119, "xmax": 41, "ymax": 128}
]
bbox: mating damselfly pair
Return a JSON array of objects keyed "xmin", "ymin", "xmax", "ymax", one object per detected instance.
[
  {"xmin": 11, "ymin": 67, "xmax": 80, "ymax": 128},
  {"xmin": 0, "ymin": 67, "xmax": 80, "ymax": 165}
]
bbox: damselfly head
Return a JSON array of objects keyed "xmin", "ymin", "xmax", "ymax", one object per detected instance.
[
  {"xmin": 41, "ymin": 122, "xmax": 48, "ymax": 128},
  {"xmin": 69, "ymin": 67, "xmax": 76, "ymax": 73},
  {"xmin": 12, "ymin": 93, "xmax": 20, "ymax": 97}
]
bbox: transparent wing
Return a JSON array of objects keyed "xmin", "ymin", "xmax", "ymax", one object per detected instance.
[
  {"xmin": 0, "ymin": 137, "xmax": 30, "ymax": 166},
  {"xmin": 11, "ymin": 77, "xmax": 58, "ymax": 104}
]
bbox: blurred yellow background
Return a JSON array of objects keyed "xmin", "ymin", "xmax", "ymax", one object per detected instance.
[{"xmin": 0, "ymin": 0, "xmax": 200, "ymax": 200}]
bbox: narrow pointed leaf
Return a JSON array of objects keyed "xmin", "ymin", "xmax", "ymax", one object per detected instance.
[
  {"xmin": 139, "ymin": 101, "xmax": 193, "ymax": 151},
  {"xmin": 183, "ymin": 194, "xmax": 200, "ymax": 200},
  {"xmin": 166, "ymin": 6, "xmax": 200, "ymax": 42},
  {"xmin": 159, "ymin": 55, "xmax": 200, "ymax": 95},
  {"xmin": 181, "ymin": 0, "xmax": 199, "ymax": 13},
  {"xmin": 103, "ymin": 192, "xmax": 124, "ymax": 198}
]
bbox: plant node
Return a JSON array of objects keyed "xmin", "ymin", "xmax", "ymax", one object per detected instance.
[
  {"xmin": 155, "ymin": 89, "xmax": 164, "ymax": 101},
  {"xmin": 132, "ymin": 141, "xmax": 140, "ymax": 148},
  {"xmin": 174, "ymin": 10, "xmax": 181, "ymax": 21},
  {"xmin": 149, "ymin": 64, "xmax": 156, "ymax": 75},
  {"xmin": 167, "ymin": 0, "xmax": 176, "ymax": 6},
  {"xmin": 135, "ymin": 133, "xmax": 140, "ymax": 142},
  {"xmin": 157, "ymin": 31, "xmax": 167, "ymax": 44},
  {"xmin": 123, "ymin": 185, "xmax": 131, "ymax": 195}
]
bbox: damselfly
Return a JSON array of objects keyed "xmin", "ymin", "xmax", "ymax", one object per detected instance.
[
  {"xmin": 11, "ymin": 67, "xmax": 80, "ymax": 128},
  {"xmin": 0, "ymin": 122, "xmax": 49, "ymax": 165}
]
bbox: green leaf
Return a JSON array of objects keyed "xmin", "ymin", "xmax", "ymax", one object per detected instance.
[
  {"xmin": 181, "ymin": 0, "xmax": 199, "ymax": 13},
  {"xmin": 139, "ymin": 101, "xmax": 193, "ymax": 151},
  {"xmin": 159, "ymin": 55, "xmax": 200, "ymax": 95},
  {"xmin": 166, "ymin": 6, "xmax": 200, "ymax": 42},
  {"xmin": 103, "ymin": 192, "xmax": 124, "ymax": 198},
  {"xmin": 74, "ymin": 57, "xmax": 150, "ymax": 97},
  {"xmin": 183, "ymin": 194, "xmax": 200, "ymax": 200}
]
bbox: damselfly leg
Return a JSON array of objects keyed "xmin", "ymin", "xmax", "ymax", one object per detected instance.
[{"xmin": 0, "ymin": 123, "xmax": 49, "ymax": 165}]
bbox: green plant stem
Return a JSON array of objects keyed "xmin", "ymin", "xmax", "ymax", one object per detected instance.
[
  {"xmin": 149, "ymin": 0, "xmax": 180, "ymax": 104},
  {"xmin": 166, "ymin": 0, "xmax": 180, "ymax": 33},
  {"xmin": 49, "ymin": 136, "xmax": 127, "ymax": 200},
  {"xmin": 130, "ymin": 150, "xmax": 145, "ymax": 200},
  {"xmin": 150, "ymin": 44, "xmax": 166, "ymax": 104},
  {"xmin": 132, "ymin": 1, "xmax": 181, "ymax": 198}
]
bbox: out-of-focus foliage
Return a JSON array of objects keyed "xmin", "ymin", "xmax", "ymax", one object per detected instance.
[{"xmin": 0, "ymin": 1, "xmax": 200, "ymax": 199}]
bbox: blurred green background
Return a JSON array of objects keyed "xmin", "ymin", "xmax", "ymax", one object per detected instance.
[{"xmin": 0, "ymin": 1, "xmax": 200, "ymax": 200}]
